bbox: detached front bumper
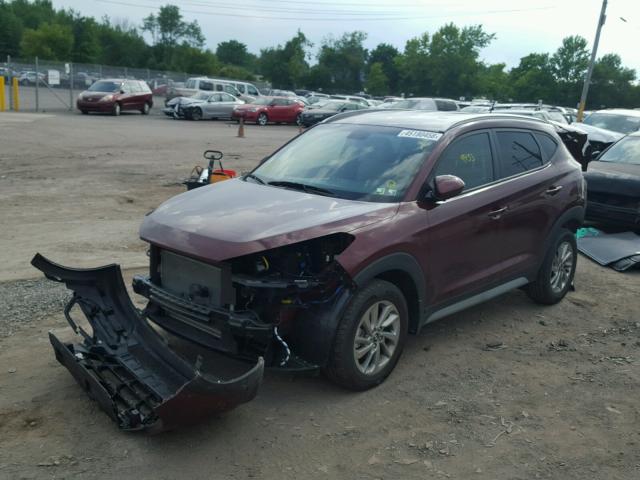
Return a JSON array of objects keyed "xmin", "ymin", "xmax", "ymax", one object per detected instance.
[{"xmin": 31, "ymin": 254, "xmax": 264, "ymax": 432}]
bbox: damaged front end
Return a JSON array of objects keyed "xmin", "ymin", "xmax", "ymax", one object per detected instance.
[
  {"xmin": 133, "ymin": 233, "xmax": 356, "ymax": 370},
  {"xmin": 31, "ymin": 254, "xmax": 263, "ymax": 432}
]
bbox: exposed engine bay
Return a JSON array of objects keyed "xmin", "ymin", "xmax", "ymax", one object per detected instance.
[{"xmin": 133, "ymin": 233, "xmax": 355, "ymax": 369}]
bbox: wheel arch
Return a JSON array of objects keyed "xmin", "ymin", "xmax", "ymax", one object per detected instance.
[{"xmin": 352, "ymin": 253, "xmax": 426, "ymax": 334}]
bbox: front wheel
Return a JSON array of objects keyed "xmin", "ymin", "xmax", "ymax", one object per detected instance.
[
  {"xmin": 190, "ymin": 108, "xmax": 203, "ymax": 121},
  {"xmin": 112, "ymin": 103, "xmax": 121, "ymax": 116},
  {"xmin": 257, "ymin": 112, "xmax": 268, "ymax": 126},
  {"xmin": 526, "ymin": 229, "xmax": 577, "ymax": 305},
  {"xmin": 324, "ymin": 279, "xmax": 408, "ymax": 390},
  {"xmin": 295, "ymin": 113, "xmax": 302, "ymax": 126},
  {"xmin": 141, "ymin": 102, "xmax": 150, "ymax": 115}
]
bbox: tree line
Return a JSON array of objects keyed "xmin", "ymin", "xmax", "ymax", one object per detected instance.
[{"xmin": 1, "ymin": 0, "xmax": 638, "ymax": 108}]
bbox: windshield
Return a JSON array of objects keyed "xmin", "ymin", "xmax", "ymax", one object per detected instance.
[
  {"xmin": 252, "ymin": 124, "xmax": 440, "ymax": 202},
  {"xmin": 392, "ymin": 99, "xmax": 436, "ymax": 110},
  {"xmin": 598, "ymin": 136, "xmax": 640, "ymax": 165},
  {"xmin": 546, "ymin": 111, "xmax": 568, "ymax": 124},
  {"xmin": 583, "ymin": 112, "xmax": 640, "ymax": 134},
  {"xmin": 322, "ymin": 102, "xmax": 346, "ymax": 111},
  {"xmin": 88, "ymin": 81, "xmax": 120, "ymax": 92}
]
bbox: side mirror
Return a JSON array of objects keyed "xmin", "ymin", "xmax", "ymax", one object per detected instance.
[{"xmin": 430, "ymin": 175, "xmax": 465, "ymax": 201}]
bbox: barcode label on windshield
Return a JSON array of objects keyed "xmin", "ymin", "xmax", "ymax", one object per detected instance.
[{"xmin": 397, "ymin": 130, "xmax": 442, "ymax": 140}]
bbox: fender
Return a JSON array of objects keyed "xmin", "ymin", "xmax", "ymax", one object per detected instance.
[
  {"xmin": 535, "ymin": 204, "xmax": 585, "ymax": 275},
  {"xmin": 353, "ymin": 252, "xmax": 427, "ymax": 333}
]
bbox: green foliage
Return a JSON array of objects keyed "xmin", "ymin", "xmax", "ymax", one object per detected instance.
[
  {"xmin": 365, "ymin": 63, "xmax": 388, "ymax": 96},
  {"xmin": 20, "ymin": 22, "xmax": 73, "ymax": 60},
  {"xmin": 142, "ymin": 5, "xmax": 204, "ymax": 48},
  {"xmin": 0, "ymin": 2, "xmax": 23, "ymax": 57},
  {"xmin": 217, "ymin": 40, "xmax": 250, "ymax": 67},
  {"xmin": 317, "ymin": 31, "xmax": 368, "ymax": 92},
  {"xmin": 367, "ymin": 43, "xmax": 400, "ymax": 92},
  {"xmin": 259, "ymin": 31, "xmax": 311, "ymax": 89}
]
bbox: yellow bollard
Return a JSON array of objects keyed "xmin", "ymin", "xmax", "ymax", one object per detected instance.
[
  {"xmin": 0, "ymin": 76, "xmax": 5, "ymax": 112},
  {"xmin": 12, "ymin": 77, "xmax": 19, "ymax": 111}
]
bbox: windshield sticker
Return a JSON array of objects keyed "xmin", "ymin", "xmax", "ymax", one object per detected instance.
[{"xmin": 397, "ymin": 130, "xmax": 442, "ymax": 141}]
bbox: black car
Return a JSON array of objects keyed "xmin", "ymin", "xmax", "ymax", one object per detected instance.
[
  {"xmin": 584, "ymin": 131, "xmax": 640, "ymax": 229},
  {"xmin": 300, "ymin": 101, "xmax": 367, "ymax": 127}
]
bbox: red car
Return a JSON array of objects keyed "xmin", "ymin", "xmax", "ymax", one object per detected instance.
[
  {"xmin": 76, "ymin": 78, "xmax": 153, "ymax": 116},
  {"xmin": 34, "ymin": 111, "xmax": 585, "ymax": 430},
  {"xmin": 232, "ymin": 96, "xmax": 304, "ymax": 126}
]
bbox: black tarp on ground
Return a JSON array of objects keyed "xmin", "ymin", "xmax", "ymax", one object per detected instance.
[{"xmin": 577, "ymin": 230, "xmax": 640, "ymax": 271}]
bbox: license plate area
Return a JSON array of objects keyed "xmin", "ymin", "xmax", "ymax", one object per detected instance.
[{"xmin": 159, "ymin": 250, "xmax": 234, "ymax": 307}]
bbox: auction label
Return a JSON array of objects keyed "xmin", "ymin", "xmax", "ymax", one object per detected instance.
[{"xmin": 397, "ymin": 130, "xmax": 442, "ymax": 140}]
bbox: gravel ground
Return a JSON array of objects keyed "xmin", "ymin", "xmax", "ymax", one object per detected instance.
[
  {"xmin": 0, "ymin": 278, "xmax": 69, "ymax": 338},
  {"xmin": 0, "ymin": 111, "xmax": 638, "ymax": 480}
]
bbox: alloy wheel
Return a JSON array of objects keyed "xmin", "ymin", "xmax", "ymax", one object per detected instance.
[
  {"xmin": 550, "ymin": 240, "xmax": 574, "ymax": 294},
  {"xmin": 353, "ymin": 300, "xmax": 401, "ymax": 376},
  {"xmin": 258, "ymin": 113, "xmax": 268, "ymax": 126}
]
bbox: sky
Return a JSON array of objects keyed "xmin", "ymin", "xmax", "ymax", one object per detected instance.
[{"xmin": 51, "ymin": 0, "xmax": 640, "ymax": 73}]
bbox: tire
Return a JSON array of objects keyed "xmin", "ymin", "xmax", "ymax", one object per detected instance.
[
  {"xmin": 257, "ymin": 112, "xmax": 268, "ymax": 126},
  {"xmin": 141, "ymin": 102, "xmax": 150, "ymax": 115},
  {"xmin": 324, "ymin": 279, "xmax": 408, "ymax": 390},
  {"xmin": 112, "ymin": 103, "xmax": 121, "ymax": 116},
  {"xmin": 81, "ymin": 110, "xmax": 88, "ymax": 115},
  {"xmin": 190, "ymin": 108, "xmax": 203, "ymax": 121},
  {"xmin": 295, "ymin": 113, "xmax": 302, "ymax": 126},
  {"xmin": 526, "ymin": 229, "xmax": 577, "ymax": 305}
]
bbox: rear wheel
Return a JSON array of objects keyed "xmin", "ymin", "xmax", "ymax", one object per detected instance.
[
  {"xmin": 112, "ymin": 103, "xmax": 121, "ymax": 116},
  {"xmin": 141, "ymin": 102, "xmax": 150, "ymax": 115},
  {"xmin": 324, "ymin": 279, "xmax": 408, "ymax": 390},
  {"xmin": 295, "ymin": 113, "xmax": 302, "ymax": 126},
  {"xmin": 526, "ymin": 229, "xmax": 577, "ymax": 304},
  {"xmin": 257, "ymin": 112, "xmax": 268, "ymax": 126}
]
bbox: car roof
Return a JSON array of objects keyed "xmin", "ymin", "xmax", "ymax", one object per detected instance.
[
  {"xmin": 591, "ymin": 108, "xmax": 640, "ymax": 117},
  {"xmin": 326, "ymin": 110, "xmax": 549, "ymax": 132}
]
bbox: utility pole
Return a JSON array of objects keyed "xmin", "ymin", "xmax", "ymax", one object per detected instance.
[{"xmin": 577, "ymin": 0, "xmax": 607, "ymax": 122}]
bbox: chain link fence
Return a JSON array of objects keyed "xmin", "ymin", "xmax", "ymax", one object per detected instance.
[{"xmin": 1, "ymin": 56, "xmax": 269, "ymax": 113}]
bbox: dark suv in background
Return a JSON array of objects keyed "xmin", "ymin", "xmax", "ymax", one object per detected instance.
[
  {"xmin": 76, "ymin": 78, "xmax": 153, "ymax": 116},
  {"xmin": 35, "ymin": 111, "xmax": 586, "ymax": 430}
]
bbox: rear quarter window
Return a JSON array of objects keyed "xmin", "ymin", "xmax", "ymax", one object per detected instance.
[
  {"xmin": 534, "ymin": 133, "xmax": 558, "ymax": 162},
  {"xmin": 435, "ymin": 100, "xmax": 458, "ymax": 111},
  {"xmin": 495, "ymin": 130, "xmax": 544, "ymax": 178}
]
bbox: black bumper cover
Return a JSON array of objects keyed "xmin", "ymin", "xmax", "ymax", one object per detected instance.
[{"xmin": 31, "ymin": 253, "xmax": 264, "ymax": 432}]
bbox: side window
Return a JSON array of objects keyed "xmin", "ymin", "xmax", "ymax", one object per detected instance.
[
  {"xmin": 236, "ymin": 84, "xmax": 246, "ymax": 94},
  {"xmin": 495, "ymin": 131, "xmax": 544, "ymax": 178},
  {"xmin": 120, "ymin": 82, "xmax": 131, "ymax": 93},
  {"xmin": 185, "ymin": 79, "xmax": 195, "ymax": 89},
  {"xmin": 200, "ymin": 81, "xmax": 213, "ymax": 91},
  {"xmin": 535, "ymin": 133, "xmax": 558, "ymax": 162},
  {"xmin": 215, "ymin": 84, "xmax": 223, "ymax": 91},
  {"xmin": 247, "ymin": 85, "xmax": 259, "ymax": 96},
  {"xmin": 434, "ymin": 132, "xmax": 495, "ymax": 190},
  {"xmin": 273, "ymin": 98, "xmax": 287, "ymax": 106},
  {"xmin": 138, "ymin": 81, "xmax": 151, "ymax": 93},
  {"xmin": 435, "ymin": 100, "xmax": 457, "ymax": 111},
  {"xmin": 343, "ymin": 103, "xmax": 357, "ymax": 111},
  {"xmin": 220, "ymin": 93, "xmax": 233, "ymax": 102}
]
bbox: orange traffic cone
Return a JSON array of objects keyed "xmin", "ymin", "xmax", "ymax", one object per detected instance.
[{"xmin": 237, "ymin": 116, "xmax": 245, "ymax": 138}]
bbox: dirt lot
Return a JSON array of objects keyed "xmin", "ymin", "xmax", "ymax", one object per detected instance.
[{"xmin": 0, "ymin": 111, "xmax": 639, "ymax": 480}]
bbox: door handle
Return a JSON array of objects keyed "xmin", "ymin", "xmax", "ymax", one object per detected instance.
[
  {"xmin": 488, "ymin": 207, "xmax": 508, "ymax": 219},
  {"xmin": 545, "ymin": 185, "xmax": 563, "ymax": 196}
]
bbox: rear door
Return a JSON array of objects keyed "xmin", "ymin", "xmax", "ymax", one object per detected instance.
[
  {"xmin": 269, "ymin": 98, "xmax": 288, "ymax": 122},
  {"xmin": 218, "ymin": 92, "xmax": 237, "ymax": 118},
  {"xmin": 491, "ymin": 129, "xmax": 565, "ymax": 276},
  {"xmin": 425, "ymin": 131, "xmax": 506, "ymax": 303}
]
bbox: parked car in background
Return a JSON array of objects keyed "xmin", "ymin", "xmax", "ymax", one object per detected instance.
[
  {"xmin": 227, "ymin": 80, "xmax": 261, "ymax": 99},
  {"xmin": 232, "ymin": 96, "xmax": 305, "ymax": 125},
  {"xmin": 182, "ymin": 92, "xmax": 244, "ymax": 121},
  {"xmin": 18, "ymin": 70, "xmax": 45, "ymax": 85},
  {"xmin": 461, "ymin": 105, "xmax": 492, "ymax": 113},
  {"xmin": 579, "ymin": 109, "xmax": 640, "ymax": 135},
  {"xmin": 300, "ymin": 100, "xmax": 368, "ymax": 127},
  {"xmin": 265, "ymin": 89, "xmax": 297, "ymax": 97},
  {"xmin": 166, "ymin": 77, "xmax": 248, "ymax": 102},
  {"xmin": 387, "ymin": 97, "xmax": 459, "ymax": 111},
  {"xmin": 307, "ymin": 94, "xmax": 331, "ymax": 105},
  {"xmin": 583, "ymin": 131, "xmax": 640, "ymax": 229},
  {"xmin": 495, "ymin": 109, "xmax": 557, "ymax": 122},
  {"xmin": 330, "ymin": 94, "xmax": 371, "ymax": 107},
  {"xmin": 77, "ymin": 79, "xmax": 153, "ymax": 116}
]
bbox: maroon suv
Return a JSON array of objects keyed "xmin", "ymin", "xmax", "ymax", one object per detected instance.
[
  {"xmin": 77, "ymin": 78, "xmax": 153, "ymax": 116},
  {"xmin": 33, "ymin": 111, "xmax": 585, "ymax": 430}
]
